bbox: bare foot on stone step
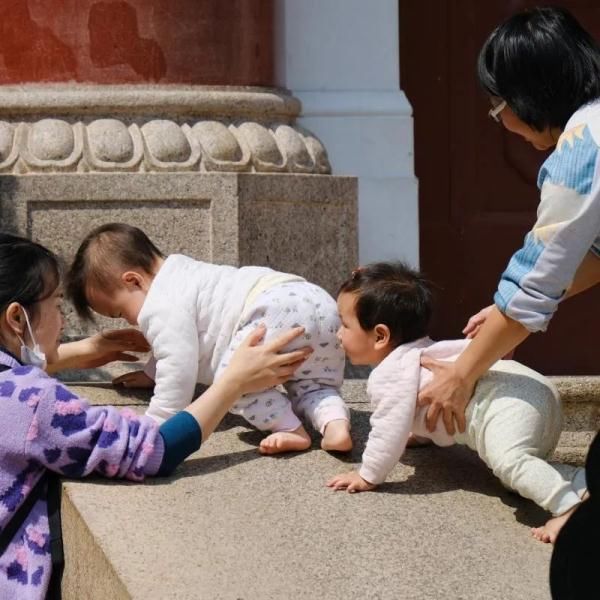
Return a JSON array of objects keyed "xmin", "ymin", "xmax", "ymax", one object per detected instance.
[
  {"xmin": 321, "ymin": 419, "xmax": 353, "ymax": 452},
  {"xmin": 259, "ymin": 426, "xmax": 311, "ymax": 455},
  {"xmin": 531, "ymin": 497, "xmax": 586, "ymax": 544}
]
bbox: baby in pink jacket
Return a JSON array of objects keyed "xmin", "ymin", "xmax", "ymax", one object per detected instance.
[{"xmin": 327, "ymin": 262, "xmax": 587, "ymax": 544}]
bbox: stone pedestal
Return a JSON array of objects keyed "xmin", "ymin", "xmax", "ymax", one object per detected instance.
[{"xmin": 0, "ymin": 85, "xmax": 357, "ymax": 335}]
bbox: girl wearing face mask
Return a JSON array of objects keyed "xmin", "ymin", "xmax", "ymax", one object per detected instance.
[{"xmin": 0, "ymin": 233, "xmax": 311, "ymax": 600}]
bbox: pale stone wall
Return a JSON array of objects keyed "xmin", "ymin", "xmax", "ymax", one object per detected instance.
[{"xmin": 275, "ymin": 0, "xmax": 419, "ymax": 267}]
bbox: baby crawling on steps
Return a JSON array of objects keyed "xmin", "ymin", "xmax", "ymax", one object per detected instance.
[
  {"xmin": 327, "ymin": 262, "xmax": 587, "ymax": 544},
  {"xmin": 66, "ymin": 222, "xmax": 352, "ymax": 455}
]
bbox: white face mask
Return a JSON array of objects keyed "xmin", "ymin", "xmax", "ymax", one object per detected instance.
[{"xmin": 16, "ymin": 307, "xmax": 46, "ymax": 369}]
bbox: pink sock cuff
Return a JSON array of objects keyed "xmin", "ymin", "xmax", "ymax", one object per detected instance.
[{"xmin": 317, "ymin": 406, "xmax": 350, "ymax": 435}]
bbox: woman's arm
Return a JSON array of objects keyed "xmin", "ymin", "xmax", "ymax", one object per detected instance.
[
  {"xmin": 28, "ymin": 325, "xmax": 310, "ymax": 479},
  {"xmin": 418, "ymin": 307, "xmax": 529, "ymax": 435},
  {"xmin": 421, "ymin": 251, "xmax": 600, "ymax": 435},
  {"xmin": 158, "ymin": 324, "xmax": 312, "ymax": 474},
  {"xmin": 46, "ymin": 329, "xmax": 150, "ymax": 374}
]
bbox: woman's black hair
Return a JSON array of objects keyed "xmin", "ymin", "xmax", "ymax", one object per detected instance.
[
  {"xmin": 0, "ymin": 232, "xmax": 61, "ymax": 321},
  {"xmin": 478, "ymin": 6, "xmax": 600, "ymax": 131},
  {"xmin": 338, "ymin": 262, "xmax": 432, "ymax": 348}
]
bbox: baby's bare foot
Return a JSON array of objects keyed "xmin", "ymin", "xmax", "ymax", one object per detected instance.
[
  {"xmin": 531, "ymin": 505, "xmax": 577, "ymax": 544},
  {"xmin": 259, "ymin": 426, "xmax": 311, "ymax": 455},
  {"xmin": 321, "ymin": 419, "xmax": 353, "ymax": 452}
]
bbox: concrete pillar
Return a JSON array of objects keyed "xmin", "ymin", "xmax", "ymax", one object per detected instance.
[{"xmin": 275, "ymin": 0, "xmax": 418, "ymax": 266}]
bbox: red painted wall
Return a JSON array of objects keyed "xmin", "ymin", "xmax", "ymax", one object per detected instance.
[{"xmin": 0, "ymin": 0, "xmax": 274, "ymax": 85}]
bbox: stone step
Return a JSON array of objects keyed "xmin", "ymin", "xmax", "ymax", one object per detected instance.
[
  {"xmin": 64, "ymin": 368, "xmax": 600, "ymax": 447},
  {"xmin": 58, "ymin": 379, "xmax": 598, "ymax": 600},
  {"xmin": 549, "ymin": 377, "xmax": 600, "ymax": 464}
]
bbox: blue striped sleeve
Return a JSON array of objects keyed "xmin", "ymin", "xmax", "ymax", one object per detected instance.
[
  {"xmin": 494, "ymin": 121, "xmax": 600, "ymax": 332},
  {"xmin": 494, "ymin": 233, "xmax": 545, "ymax": 313}
]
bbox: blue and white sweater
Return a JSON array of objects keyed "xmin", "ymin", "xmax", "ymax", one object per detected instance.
[{"xmin": 495, "ymin": 100, "xmax": 600, "ymax": 332}]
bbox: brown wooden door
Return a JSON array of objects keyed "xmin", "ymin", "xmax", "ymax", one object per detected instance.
[{"xmin": 400, "ymin": 0, "xmax": 600, "ymax": 374}]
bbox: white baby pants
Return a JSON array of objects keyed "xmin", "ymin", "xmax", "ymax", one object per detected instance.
[
  {"xmin": 214, "ymin": 281, "xmax": 349, "ymax": 434},
  {"xmin": 457, "ymin": 360, "xmax": 586, "ymax": 516}
]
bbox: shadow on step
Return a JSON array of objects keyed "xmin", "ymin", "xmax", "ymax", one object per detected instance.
[
  {"xmin": 166, "ymin": 449, "xmax": 262, "ymax": 479},
  {"xmin": 378, "ymin": 445, "xmax": 548, "ymax": 527},
  {"xmin": 212, "ymin": 408, "xmax": 550, "ymax": 528}
]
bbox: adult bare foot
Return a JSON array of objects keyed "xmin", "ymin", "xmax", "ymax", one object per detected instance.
[
  {"xmin": 259, "ymin": 426, "xmax": 311, "ymax": 455},
  {"xmin": 531, "ymin": 505, "xmax": 577, "ymax": 544},
  {"xmin": 321, "ymin": 419, "xmax": 353, "ymax": 452}
]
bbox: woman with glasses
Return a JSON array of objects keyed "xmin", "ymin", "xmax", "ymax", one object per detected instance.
[{"xmin": 417, "ymin": 7, "xmax": 600, "ymax": 549}]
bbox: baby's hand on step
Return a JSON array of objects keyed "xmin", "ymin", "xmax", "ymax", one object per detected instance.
[
  {"xmin": 326, "ymin": 471, "xmax": 376, "ymax": 493},
  {"xmin": 113, "ymin": 370, "xmax": 155, "ymax": 389}
]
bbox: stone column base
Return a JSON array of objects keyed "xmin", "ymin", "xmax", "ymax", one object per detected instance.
[{"xmin": 0, "ymin": 85, "xmax": 357, "ymax": 337}]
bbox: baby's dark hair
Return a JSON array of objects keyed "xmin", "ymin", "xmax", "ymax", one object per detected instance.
[
  {"xmin": 338, "ymin": 262, "xmax": 432, "ymax": 348},
  {"xmin": 67, "ymin": 223, "xmax": 163, "ymax": 321}
]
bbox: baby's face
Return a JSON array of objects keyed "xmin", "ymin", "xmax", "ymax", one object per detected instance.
[
  {"xmin": 87, "ymin": 282, "xmax": 146, "ymax": 326},
  {"xmin": 336, "ymin": 292, "xmax": 380, "ymax": 366}
]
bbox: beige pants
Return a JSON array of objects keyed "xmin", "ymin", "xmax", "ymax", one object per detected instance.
[{"xmin": 456, "ymin": 360, "xmax": 586, "ymax": 516}]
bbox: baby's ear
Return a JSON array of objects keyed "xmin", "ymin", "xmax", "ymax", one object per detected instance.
[
  {"xmin": 373, "ymin": 324, "xmax": 391, "ymax": 349},
  {"xmin": 121, "ymin": 271, "xmax": 143, "ymax": 290}
]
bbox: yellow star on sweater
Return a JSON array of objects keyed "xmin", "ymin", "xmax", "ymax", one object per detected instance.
[{"xmin": 556, "ymin": 124, "xmax": 586, "ymax": 152}]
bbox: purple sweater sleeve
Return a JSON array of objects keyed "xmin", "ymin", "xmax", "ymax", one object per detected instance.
[{"xmin": 24, "ymin": 381, "xmax": 164, "ymax": 481}]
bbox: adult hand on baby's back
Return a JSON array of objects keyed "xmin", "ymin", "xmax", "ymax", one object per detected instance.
[
  {"xmin": 417, "ymin": 357, "xmax": 474, "ymax": 436},
  {"xmin": 327, "ymin": 471, "xmax": 376, "ymax": 493},
  {"xmin": 223, "ymin": 324, "xmax": 313, "ymax": 395},
  {"xmin": 113, "ymin": 370, "xmax": 155, "ymax": 388}
]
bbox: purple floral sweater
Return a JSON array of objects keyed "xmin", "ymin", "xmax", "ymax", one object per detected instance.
[{"xmin": 0, "ymin": 349, "xmax": 168, "ymax": 599}]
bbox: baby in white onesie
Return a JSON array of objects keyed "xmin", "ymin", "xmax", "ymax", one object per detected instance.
[
  {"xmin": 67, "ymin": 223, "xmax": 352, "ymax": 455},
  {"xmin": 327, "ymin": 262, "xmax": 587, "ymax": 544}
]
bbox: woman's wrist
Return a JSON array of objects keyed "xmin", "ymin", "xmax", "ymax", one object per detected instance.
[
  {"xmin": 212, "ymin": 370, "xmax": 246, "ymax": 401},
  {"xmin": 46, "ymin": 339, "xmax": 88, "ymax": 373},
  {"xmin": 453, "ymin": 361, "xmax": 477, "ymax": 391}
]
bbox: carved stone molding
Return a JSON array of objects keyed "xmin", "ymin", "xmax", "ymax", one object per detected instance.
[{"xmin": 0, "ymin": 85, "xmax": 331, "ymax": 174}]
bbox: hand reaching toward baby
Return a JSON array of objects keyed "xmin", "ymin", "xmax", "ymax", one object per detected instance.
[
  {"xmin": 113, "ymin": 370, "xmax": 155, "ymax": 389},
  {"xmin": 326, "ymin": 471, "xmax": 376, "ymax": 493}
]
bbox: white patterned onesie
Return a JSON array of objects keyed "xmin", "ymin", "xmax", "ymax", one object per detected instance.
[
  {"xmin": 215, "ymin": 280, "xmax": 349, "ymax": 433},
  {"xmin": 138, "ymin": 254, "xmax": 349, "ymax": 433}
]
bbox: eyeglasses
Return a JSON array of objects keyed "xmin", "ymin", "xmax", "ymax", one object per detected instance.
[{"xmin": 488, "ymin": 99, "xmax": 507, "ymax": 123}]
